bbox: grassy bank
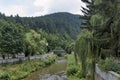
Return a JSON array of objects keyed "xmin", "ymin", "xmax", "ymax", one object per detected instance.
[
  {"xmin": 0, "ymin": 54, "xmax": 57, "ymax": 80},
  {"xmin": 66, "ymin": 54, "xmax": 89, "ymax": 80}
]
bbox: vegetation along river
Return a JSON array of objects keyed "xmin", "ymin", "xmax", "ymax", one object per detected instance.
[{"xmin": 22, "ymin": 57, "xmax": 67, "ymax": 80}]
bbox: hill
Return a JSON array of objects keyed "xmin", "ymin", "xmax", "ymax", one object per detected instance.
[{"xmin": 0, "ymin": 12, "xmax": 82, "ymax": 39}]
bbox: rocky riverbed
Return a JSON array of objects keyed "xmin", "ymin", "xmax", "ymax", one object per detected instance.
[{"xmin": 40, "ymin": 71, "xmax": 67, "ymax": 80}]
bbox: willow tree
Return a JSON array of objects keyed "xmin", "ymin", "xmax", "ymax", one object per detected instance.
[
  {"xmin": 24, "ymin": 30, "xmax": 47, "ymax": 57},
  {"xmin": 75, "ymin": 29, "xmax": 92, "ymax": 78},
  {"xmin": 80, "ymin": 0, "xmax": 98, "ymax": 79}
]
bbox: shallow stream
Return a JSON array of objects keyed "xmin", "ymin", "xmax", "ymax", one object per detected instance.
[{"xmin": 22, "ymin": 57, "xmax": 67, "ymax": 80}]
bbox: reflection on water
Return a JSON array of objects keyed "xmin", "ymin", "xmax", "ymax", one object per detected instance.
[{"xmin": 22, "ymin": 58, "xmax": 67, "ymax": 80}]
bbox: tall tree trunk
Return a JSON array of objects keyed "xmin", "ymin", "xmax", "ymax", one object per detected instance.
[
  {"xmin": 74, "ymin": 52, "xmax": 78, "ymax": 65},
  {"xmin": 2, "ymin": 54, "xmax": 5, "ymax": 60}
]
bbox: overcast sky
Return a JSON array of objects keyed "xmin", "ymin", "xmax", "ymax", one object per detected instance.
[{"xmin": 0, "ymin": 0, "xmax": 86, "ymax": 17}]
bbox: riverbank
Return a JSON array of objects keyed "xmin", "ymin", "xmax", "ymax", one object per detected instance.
[
  {"xmin": 66, "ymin": 54, "xmax": 89, "ymax": 80},
  {"xmin": 0, "ymin": 54, "xmax": 57, "ymax": 80},
  {"xmin": 23, "ymin": 57, "xmax": 67, "ymax": 80}
]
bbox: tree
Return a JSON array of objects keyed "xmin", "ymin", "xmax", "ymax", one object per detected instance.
[
  {"xmin": 0, "ymin": 19, "xmax": 24, "ymax": 58},
  {"xmin": 79, "ymin": 0, "xmax": 120, "ymax": 80},
  {"xmin": 75, "ymin": 29, "xmax": 92, "ymax": 78},
  {"xmin": 80, "ymin": 0, "xmax": 97, "ymax": 79},
  {"xmin": 93, "ymin": 0, "xmax": 120, "ymax": 57},
  {"xmin": 46, "ymin": 34, "xmax": 63, "ymax": 51},
  {"xmin": 65, "ymin": 42, "xmax": 75, "ymax": 54},
  {"xmin": 24, "ymin": 29, "xmax": 47, "ymax": 57}
]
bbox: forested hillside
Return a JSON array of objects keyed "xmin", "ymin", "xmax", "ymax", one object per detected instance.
[
  {"xmin": 0, "ymin": 12, "xmax": 82, "ymax": 58},
  {"xmin": 0, "ymin": 12, "xmax": 81, "ymax": 40}
]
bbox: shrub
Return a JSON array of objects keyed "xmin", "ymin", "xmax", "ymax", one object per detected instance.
[
  {"xmin": 10, "ymin": 70, "xmax": 28, "ymax": 80},
  {"xmin": 43, "ymin": 55, "xmax": 57, "ymax": 66},
  {"xmin": 0, "ymin": 72, "xmax": 10, "ymax": 80},
  {"xmin": 66, "ymin": 54, "xmax": 91, "ymax": 80},
  {"xmin": 66, "ymin": 65, "xmax": 79, "ymax": 76},
  {"xmin": 98, "ymin": 58, "xmax": 120, "ymax": 74},
  {"xmin": 75, "ymin": 69, "xmax": 83, "ymax": 78},
  {"xmin": 0, "ymin": 55, "xmax": 57, "ymax": 80}
]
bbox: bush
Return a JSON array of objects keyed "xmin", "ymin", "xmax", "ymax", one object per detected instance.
[
  {"xmin": 0, "ymin": 72, "xmax": 10, "ymax": 80},
  {"xmin": 0, "ymin": 55, "xmax": 57, "ymax": 80},
  {"xmin": 66, "ymin": 54, "xmax": 91, "ymax": 80},
  {"xmin": 43, "ymin": 54, "xmax": 57, "ymax": 66},
  {"xmin": 10, "ymin": 70, "xmax": 28, "ymax": 80},
  {"xmin": 66, "ymin": 65, "xmax": 79, "ymax": 76},
  {"xmin": 98, "ymin": 58, "xmax": 120, "ymax": 74}
]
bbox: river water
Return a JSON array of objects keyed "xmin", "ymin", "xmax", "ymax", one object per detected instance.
[{"xmin": 22, "ymin": 57, "xmax": 67, "ymax": 80}]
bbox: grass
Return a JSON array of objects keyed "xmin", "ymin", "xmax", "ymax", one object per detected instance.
[
  {"xmin": 0, "ymin": 54, "xmax": 57, "ymax": 80},
  {"xmin": 66, "ymin": 54, "xmax": 90, "ymax": 80}
]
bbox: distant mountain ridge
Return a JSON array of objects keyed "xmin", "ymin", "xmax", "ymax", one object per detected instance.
[{"xmin": 0, "ymin": 12, "xmax": 82, "ymax": 39}]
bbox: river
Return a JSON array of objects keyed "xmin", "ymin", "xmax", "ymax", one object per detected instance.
[{"xmin": 22, "ymin": 57, "xmax": 67, "ymax": 80}]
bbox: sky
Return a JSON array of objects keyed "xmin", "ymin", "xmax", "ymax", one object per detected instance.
[{"xmin": 0, "ymin": 0, "xmax": 86, "ymax": 17}]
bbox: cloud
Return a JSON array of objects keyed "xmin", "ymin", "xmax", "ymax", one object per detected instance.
[
  {"xmin": 34, "ymin": 0, "xmax": 51, "ymax": 7},
  {"xmin": 0, "ymin": 5, "xmax": 28, "ymax": 16},
  {"xmin": 0, "ymin": 0, "xmax": 86, "ymax": 17},
  {"xmin": 33, "ymin": 0, "xmax": 86, "ymax": 15}
]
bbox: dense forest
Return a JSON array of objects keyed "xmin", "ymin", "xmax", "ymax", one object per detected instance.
[
  {"xmin": 0, "ymin": 12, "xmax": 81, "ymax": 40},
  {"xmin": 0, "ymin": 12, "xmax": 81, "ymax": 58}
]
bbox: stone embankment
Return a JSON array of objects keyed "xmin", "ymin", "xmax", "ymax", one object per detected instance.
[{"xmin": 96, "ymin": 64, "xmax": 120, "ymax": 80}]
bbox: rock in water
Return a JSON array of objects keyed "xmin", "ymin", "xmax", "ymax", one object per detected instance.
[
  {"xmin": 39, "ymin": 72, "xmax": 68, "ymax": 80},
  {"xmin": 47, "ymin": 75, "xmax": 67, "ymax": 80}
]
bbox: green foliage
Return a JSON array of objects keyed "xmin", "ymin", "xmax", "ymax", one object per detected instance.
[
  {"xmin": 67, "ymin": 54, "xmax": 76, "ymax": 66},
  {"xmin": 0, "ymin": 55, "xmax": 56, "ymax": 80},
  {"xmin": 0, "ymin": 17, "xmax": 72, "ymax": 57},
  {"xmin": 0, "ymin": 19, "xmax": 24, "ymax": 56},
  {"xmin": 46, "ymin": 34, "xmax": 62, "ymax": 51},
  {"xmin": 24, "ymin": 29, "xmax": 47, "ymax": 56},
  {"xmin": 66, "ymin": 54, "xmax": 89, "ymax": 80},
  {"xmin": 75, "ymin": 29, "xmax": 92, "ymax": 78},
  {"xmin": 65, "ymin": 42, "xmax": 75, "ymax": 54},
  {"xmin": 66, "ymin": 65, "xmax": 79, "ymax": 76},
  {"xmin": 80, "ymin": 0, "xmax": 120, "ymax": 79},
  {"xmin": 0, "ymin": 12, "xmax": 81, "ymax": 40},
  {"xmin": 43, "ymin": 54, "xmax": 57, "ymax": 65},
  {"xmin": 0, "ymin": 72, "xmax": 10, "ymax": 80},
  {"xmin": 0, "ymin": 12, "xmax": 81, "ymax": 57},
  {"xmin": 91, "ymin": 0, "xmax": 120, "ymax": 57},
  {"xmin": 98, "ymin": 59, "xmax": 120, "ymax": 74},
  {"xmin": 66, "ymin": 54, "xmax": 81, "ymax": 78}
]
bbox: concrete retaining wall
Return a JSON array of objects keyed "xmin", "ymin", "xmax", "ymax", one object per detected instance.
[
  {"xmin": 0, "ymin": 53, "xmax": 52, "ymax": 64},
  {"xmin": 96, "ymin": 64, "xmax": 120, "ymax": 80}
]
